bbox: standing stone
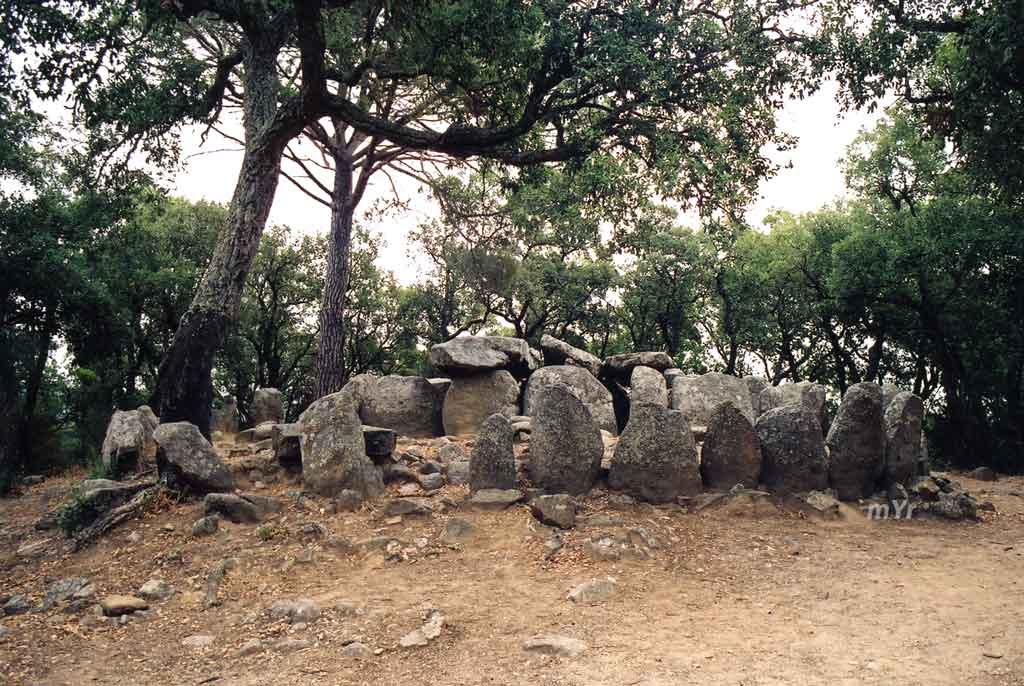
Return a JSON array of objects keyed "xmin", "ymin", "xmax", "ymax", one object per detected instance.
[
  {"xmin": 428, "ymin": 336, "xmax": 538, "ymax": 377},
  {"xmin": 826, "ymin": 382, "xmax": 885, "ymax": 501},
  {"xmin": 137, "ymin": 405, "xmax": 159, "ymax": 448},
  {"xmin": 601, "ymin": 351, "xmax": 675, "ymax": 379},
  {"xmin": 758, "ymin": 381, "xmax": 829, "ymax": 434},
  {"xmin": 361, "ymin": 375, "xmax": 440, "ymax": 437},
  {"xmin": 539, "ymin": 334, "xmax": 602, "ymax": 377},
  {"xmin": 608, "ymin": 403, "xmax": 701, "ymax": 503},
  {"xmin": 755, "ymin": 405, "xmax": 828, "ymax": 495},
  {"xmin": 523, "ymin": 366, "xmax": 617, "ymax": 435},
  {"xmin": 529, "ymin": 383, "xmax": 604, "ymax": 495},
  {"xmin": 442, "ymin": 370, "xmax": 519, "ymax": 435},
  {"xmin": 701, "ymin": 401, "xmax": 763, "ymax": 490},
  {"xmin": 100, "ymin": 410, "xmax": 148, "ymax": 474},
  {"xmin": 154, "ymin": 422, "xmax": 235, "ymax": 493},
  {"xmin": 211, "ymin": 398, "xmax": 239, "ymax": 434},
  {"xmin": 251, "ymin": 388, "xmax": 284, "ymax": 425},
  {"xmin": 883, "ymin": 391, "xmax": 924, "ymax": 488},
  {"xmin": 469, "ymin": 414, "xmax": 516, "ymax": 491},
  {"xmin": 744, "ymin": 377, "xmax": 768, "ymax": 417},
  {"xmin": 671, "ymin": 372, "xmax": 754, "ymax": 431},
  {"xmin": 630, "ymin": 366, "xmax": 668, "ymax": 407},
  {"xmin": 298, "ymin": 392, "xmax": 383, "ymax": 498}
]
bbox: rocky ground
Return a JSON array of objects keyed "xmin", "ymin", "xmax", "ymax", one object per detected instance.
[{"xmin": 1, "ymin": 436, "xmax": 1022, "ymax": 686}]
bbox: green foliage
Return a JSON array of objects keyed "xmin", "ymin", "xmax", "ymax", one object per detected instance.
[{"xmin": 54, "ymin": 487, "xmax": 92, "ymax": 537}]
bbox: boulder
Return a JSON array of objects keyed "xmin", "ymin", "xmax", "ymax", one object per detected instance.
[
  {"xmin": 530, "ymin": 494, "xmax": 576, "ymax": 529},
  {"xmin": 755, "ymin": 405, "xmax": 828, "ymax": 495},
  {"xmin": 298, "ymin": 392, "xmax": 383, "ymax": 498},
  {"xmin": 701, "ymin": 401, "xmax": 762, "ymax": 489},
  {"xmin": 428, "ymin": 335, "xmax": 537, "ymax": 377},
  {"xmin": 539, "ymin": 334, "xmax": 602, "ymax": 377},
  {"xmin": 528, "ymin": 383, "xmax": 604, "ymax": 495},
  {"xmin": 469, "ymin": 414, "xmax": 516, "ymax": 491},
  {"xmin": 758, "ymin": 381, "xmax": 829, "ymax": 433},
  {"xmin": 744, "ymin": 377, "xmax": 768, "ymax": 417},
  {"xmin": 826, "ymin": 382, "xmax": 885, "ymax": 501},
  {"xmin": 523, "ymin": 366, "xmax": 617, "ymax": 435},
  {"xmin": 883, "ymin": 391, "xmax": 924, "ymax": 488},
  {"xmin": 100, "ymin": 410, "xmax": 148, "ymax": 474},
  {"xmin": 601, "ymin": 351, "xmax": 675, "ymax": 379},
  {"xmin": 154, "ymin": 422, "xmax": 235, "ymax": 494},
  {"xmin": 211, "ymin": 398, "xmax": 239, "ymax": 434},
  {"xmin": 671, "ymin": 373, "xmax": 754, "ymax": 434},
  {"xmin": 608, "ymin": 403, "xmax": 701, "ymax": 503},
  {"xmin": 251, "ymin": 388, "xmax": 284, "ymax": 425},
  {"xmin": 630, "ymin": 366, "xmax": 668, "ymax": 407},
  {"xmin": 441, "ymin": 370, "xmax": 519, "ymax": 435},
  {"xmin": 361, "ymin": 375, "xmax": 440, "ymax": 437}
]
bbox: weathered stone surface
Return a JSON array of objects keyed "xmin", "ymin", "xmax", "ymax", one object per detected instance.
[
  {"xmin": 252, "ymin": 388, "xmax": 284, "ymax": 425},
  {"xmin": 362, "ymin": 426, "xmax": 397, "ymax": 460},
  {"xmin": 883, "ymin": 391, "xmax": 924, "ymax": 488},
  {"xmin": 298, "ymin": 392, "xmax": 383, "ymax": 498},
  {"xmin": 524, "ymin": 366, "xmax": 617, "ymax": 435},
  {"xmin": 530, "ymin": 494, "xmax": 576, "ymax": 529},
  {"xmin": 3, "ymin": 595, "xmax": 31, "ymax": 616},
  {"xmin": 38, "ymin": 578, "xmax": 93, "ymax": 612},
  {"xmin": 827, "ymin": 382, "xmax": 885, "ymax": 501},
  {"xmin": 382, "ymin": 498, "xmax": 433, "ymax": 517},
  {"xmin": 609, "ymin": 403, "xmax": 701, "ymax": 503},
  {"xmin": 539, "ymin": 334, "xmax": 602, "ymax": 376},
  {"xmin": 361, "ymin": 375, "xmax": 440, "ymax": 437},
  {"xmin": 442, "ymin": 370, "xmax": 519, "ymax": 435},
  {"xmin": 192, "ymin": 515, "xmax": 219, "ymax": 536},
  {"xmin": 522, "ymin": 636, "xmax": 587, "ymax": 657},
  {"xmin": 602, "ymin": 351, "xmax": 675, "ymax": 379},
  {"xmin": 744, "ymin": 377, "xmax": 768, "ymax": 417},
  {"xmin": 567, "ymin": 577, "xmax": 616, "ymax": 604},
  {"xmin": 629, "ymin": 366, "xmax": 668, "ymax": 409},
  {"xmin": 758, "ymin": 381, "xmax": 829, "ymax": 433},
  {"xmin": 100, "ymin": 410, "xmax": 148, "ymax": 474},
  {"xmin": 272, "ymin": 423, "xmax": 302, "ymax": 471},
  {"xmin": 440, "ymin": 517, "xmax": 474, "ymax": 543},
  {"xmin": 469, "ymin": 414, "xmax": 516, "ymax": 491},
  {"xmin": 701, "ymin": 401, "xmax": 763, "ymax": 490},
  {"xmin": 203, "ymin": 493, "xmax": 281, "ymax": 523},
  {"xmin": 671, "ymin": 372, "xmax": 754, "ymax": 430},
  {"xmin": 445, "ymin": 460, "xmax": 471, "ymax": 486},
  {"xmin": 154, "ymin": 422, "xmax": 235, "ymax": 494},
  {"xmin": 467, "ymin": 488, "xmax": 522, "ymax": 510},
  {"xmin": 429, "ymin": 336, "xmax": 537, "ymax": 377},
  {"xmin": 755, "ymin": 405, "xmax": 829, "ymax": 495},
  {"xmin": 138, "ymin": 579, "xmax": 173, "ymax": 601},
  {"xmin": 399, "ymin": 611, "xmax": 444, "ymax": 648},
  {"xmin": 100, "ymin": 595, "xmax": 148, "ymax": 616},
  {"xmin": 529, "ymin": 383, "xmax": 604, "ymax": 495},
  {"xmin": 211, "ymin": 397, "xmax": 238, "ymax": 434},
  {"xmin": 268, "ymin": 598, "xmax": 321, "ymax": 624}
]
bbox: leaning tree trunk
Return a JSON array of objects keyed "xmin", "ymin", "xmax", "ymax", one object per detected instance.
[{"xmin": 313, "ymin": 147, "xmax": 356, "ymax": 400}]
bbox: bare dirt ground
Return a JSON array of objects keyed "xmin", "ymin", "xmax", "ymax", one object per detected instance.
[{"xmin": 1, "ymin": 442, "xmax": 1022, "ymax": 686}]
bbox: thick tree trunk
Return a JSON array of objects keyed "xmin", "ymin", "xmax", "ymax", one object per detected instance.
[{"xmin": 313, "ymin": 149, "xmax": 356, "ymax": 400}]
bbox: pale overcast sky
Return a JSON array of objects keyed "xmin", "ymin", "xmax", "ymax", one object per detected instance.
[{"xmin": 171, "ymin": 81, "xmax": 879, "ymax": 282}]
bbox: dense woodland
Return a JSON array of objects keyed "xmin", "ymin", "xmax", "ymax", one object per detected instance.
[{"xmin": 1, "ymin": 1, "xmax": 1022, "ymax": 490}]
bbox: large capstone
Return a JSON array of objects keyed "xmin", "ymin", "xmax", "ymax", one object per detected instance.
[
  {"xmin": 601, "ymin": 351, "xmax": 675, "ymax": 380},
  {"xmin": 298, "ymin": 392, "xmax": 383, "ymax": 498},
  {"xmin": 755, "ymin": 405, "xmax": 828, "ymax": 495},
  {"xmin": 826, "ymin": 382, "xmax": 885, "ymax": 500},
  {"xmin": 701, "ymin": 401, "xmax": 763, "ymax": 490},
  {"xmin": 528, "ymin": 383, "xmax": 604, "ymax": 495},
  {"xmin": 523, "ymin": 366, "xmax": 617, "ymax": 435},
  {"xmin": 469, "ymin": 414, "xmax": 516, "ymax": 491},
  {"xmin": 251, "ymin": 388, "xmax": 284, "ymax": 425},
  {"xmin": 758, "ymin": 381, "xmax": 829, "ymax": 434},
  {"xmin": 100, "ymin": 410, "xmax": 148, "ymax": 475},
  {"xmin": 428, "ymin": 335, "xmax": 538, "ymax": 377},
  {"xmin": 442, "ymin": 370, "xmax": 519, "ymax": 436},
  {"xmin": 671, "ymin": 372, "xmax": 754, "ymax": 433},
  {"xmin": 608, "ymin": 403, "xmax": 700, "ymax": 503},
  {"xmin": 629, "ymin": 366, "xmax": 668, "ymax": 407},
  {"xmin": 539, "ymin": 334, "xmax": 602, "ymax": 377},
  {"xmin": 883, "ymin": 391, "xmax": 924, "ymax": 488},
  {"xmin": 360, "ymin": 375, "xmax": 440, "ymax": 438},
  {"xmin": 154, "ymin": 422, "xmax": 235, "ymax": 494}
]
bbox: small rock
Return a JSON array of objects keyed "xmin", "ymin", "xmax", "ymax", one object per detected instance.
[
  {"xmin": 334, "ymin": 489, "xmax": 365, "ymax": 512},
  {"xmin": 181, "ymin": 634, "xmax": 215, "ymax": 648},
  {"xmin": 444, "ymin": 460, "xmax": 471, "ymax": 486},
  {"xmin": 300, "ymin": 522, "xmax": 328, "ymax": 539},
  {"xmin": 522, "ymin": 635, "xmax": 587, "ymax": 657},
  {"xmin": 138, "ymin": 579, "xmax": 174, "ymax": 601},
  {"xmin": 607, "ymin": 493, "xmax": 635, "ymax": 510},
  {"xmin": 530, "ymin": 494, "xmax": 576, "ymax": 529},
  {"xmin": 100, "ymin": 595, "xmax": 149, "ymax": 617},
  {"xmin": 192, "ymin": 515, "xmax": 220, "ymax": 537},
  {"xmin": 203, "ymin": 492, "xmax": 281, "ymax": 523},
  {"xmin": 22, "ymin": 475, "xmax": 45, "ymax": 486},
  {"xmin": 567, "ymin": 577, "xmax": 617, "ymax": 604},
  {"xmin": 16, "ymin": 539, "xmax": 49, "ymax": 559},
  {"xmin": 341, "ymin": 641, "xmax": 373, "ymax": 659},
  {"xmin": 440, "ymin": 518, "xmax": 474, "ymax": 543},
  {"xmin": 397, "ymin": 483, "xmax": 423, "ymax": 497},
  {"xmin": 417, "ymin": 472, "xmax": 446, "ymax": 491},
  {"xmin": 268, "ymin": 598, "xmax": 321, "ymax": 625},
  {"xmin": 237, "ymin": 638, "xmax": 265, "ymax": 656},
  {"xmin": 383, "ymin": 498, "xmax": 433, "ymax": 517},
  {"xmin": 468, "ymin": 488, "xmax": 523, "ymax": 511},
  {"xmin": 418, "ymin": 461, "xmax": 443, "ymax": 475},
  {"xmin": 968, "ymin": 466, "xmax": 998, "ymax": 482},
  {"xmin": 38, "ymin": 578, "xmax": 91, "ymax": 612},
  {"xmin": 272, "ymin": 637, "xmax": 312, "ymax": 653},
  {"xmin": 126, "ymin": 531, "xmax": 142, "ymax": 544},
  {"xmin": 399, "ymin": 610, "xmax": 444, "ymax": 648},
  {"xmin": 3, "ymin": 595, "xmax": 31, "ymax": 616}
]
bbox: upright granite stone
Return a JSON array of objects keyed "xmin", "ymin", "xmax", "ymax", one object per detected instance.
[
  {"xmin": 539, "ymin": 334, "xmax": 602, "ymax": 377},
  {"xmin": 630, "ymin": 366, "xmax": 668, "ymax": 407},
  {"xmin": 100, "ymin": 410, "xmax": 148, "ymax": 474},
  {"xmin": 154, "ymin": 422, "xmax": 235, "ymax": 493},
  {"xmin": 671, "ymin": 372, "xmax": 754, "ymax": 431},
  {"xmin": 601, "ymin": 351, "xmax": 675, "ymax": 380},
  {"xmin": 883, "ymin": 391, "xmax": 924, "ymax": 488},
  {"xmin": 298, "ymin": 392, "xmax": 383, "ymax": 498},
  {"xmin": 608, "ymin": 403, "xmax": 700, "ymax": 503},
  {"xmin": 211, "ymin": 398, "xmax": 239, "ymax": 434},
  {"xmin": 429, "ymin": 336, "xmax": 538, "ymax": 377},
  {"xmin": 469, "ymin": 414, "xmax": 516, "ymax": 491},
  {"xmin": 758, "ymin": 381, "xmax": 829, "ymax": 434},
  {"xmin": 137, "ymin": 405, "xmax": 159, "ymax": 444},
  {"xmin": 755, "ymin": 405, "xmax": 828, "ymax": 495},
  {"xmin": 442, "ymin": 370, "xmax": 519, "ymax": 435},
  {"xmin": 529, "ymin": 383, "xmax": 604, "ymax": 495},
  {"xmin": 361, "ymin": 375, "xmax": 439, "ymax": 437},
  {"xmin": 701, "ymin": 401, "xmax": 763, "ymax": 489},
  {"xmin": 826, "ymin": 382, "xmax": 885, "ymax": 501},
  {"xmin": 744, "ymin": 377, "xmax": 768, "ymax": 417},
  {"xmin": 251, "ymin": 388, "xmax": 284, "ymax": 425},
  {"xmin": 524, "ymin": 366, "xmax": 617, "ymax": 435}
]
